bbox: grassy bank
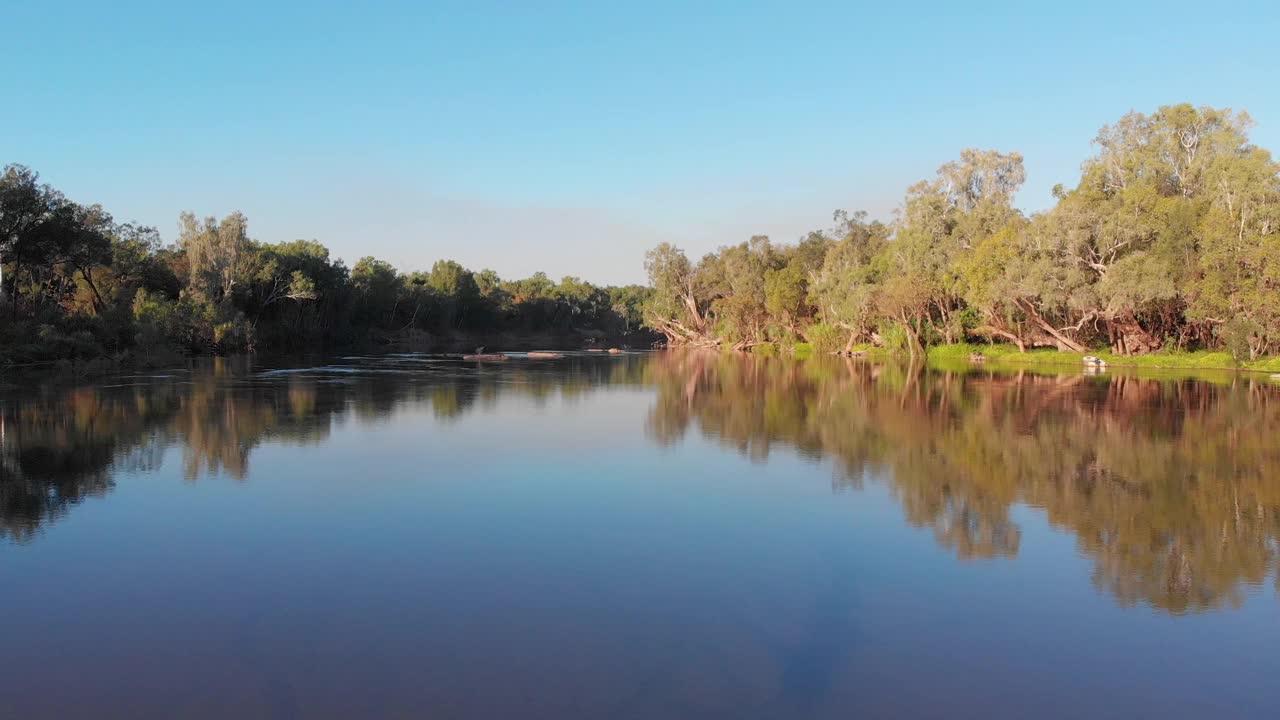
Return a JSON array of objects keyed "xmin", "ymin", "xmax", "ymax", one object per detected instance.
[
  {"xmin": 925, "ymin": 343, "xmax": 1280, "ymax": 373},
  {"xmin": 775, "ymin": 341, "xmax": 1280, "ymax": 374}
]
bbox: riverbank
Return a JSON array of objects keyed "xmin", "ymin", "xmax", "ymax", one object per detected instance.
[
  {"xmin": 793, "ymin": 342, "xmax": 1280, "ymax": 374},
  {"xmin": 0, "ymin": 328, "xmax": 658, "ymax": 381}
]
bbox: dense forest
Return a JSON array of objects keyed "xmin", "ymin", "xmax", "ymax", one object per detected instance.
[
  {"xmin": 0, "ymin": 171, "xmax": 652, "ymax": 365},
  {"xmin": 644, "ymin": 103, "xmax": 1280, "ymax": 360}
]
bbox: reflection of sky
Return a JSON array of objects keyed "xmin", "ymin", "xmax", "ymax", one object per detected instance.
[
  {"xmin": 322, "ymin": 388, "xmax": 658, "ymax": 460},
  {"xmin": 2, "ymin": 378, "xmax": 1278, "ymax": 718}
]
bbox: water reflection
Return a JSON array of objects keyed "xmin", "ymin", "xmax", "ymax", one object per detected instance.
[
  {"xmin": 3, "ymin": 351, "xmax": 1279, "ymax": 615},
  {"xmin": 0, "ymin": 354, "xmax": 648, "ymax": 542},
  {"xmin": 645, "ymin": 352, "xmax": 1280, "ymax": 614}
]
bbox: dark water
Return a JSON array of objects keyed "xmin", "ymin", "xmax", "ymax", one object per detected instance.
[{"xmin": 2, "ymin": 351, "xmax": 1278, "ymax": 719}]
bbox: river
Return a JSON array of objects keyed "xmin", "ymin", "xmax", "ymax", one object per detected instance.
[{"xmin": 2, "ymin": 351, "xmax": 1277, "ymax": 718}]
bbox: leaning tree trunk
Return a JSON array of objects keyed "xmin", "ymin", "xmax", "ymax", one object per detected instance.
[
  {"xmin": 79, "ymin": 266, "xmax": 106, "ymax": 315},
  {"xmin": 974, "ymin": 315, "xmax": 1027, "ymax": 353},
  {"xmin": 1016, "ymin": 299, "xmax": 1086, "ymax": 353}
]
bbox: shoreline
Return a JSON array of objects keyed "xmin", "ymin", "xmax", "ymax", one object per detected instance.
[
  {"xmin": 826, "ymin": 343, "xmax": 1280, "ymax": 375},
  {"xmin": 0, "ymin": 330, "xmax": 658, "ymax": 381},
  {"xmin": 715, "ymin": 341, "xmax": 1280, "ymax": 376}
]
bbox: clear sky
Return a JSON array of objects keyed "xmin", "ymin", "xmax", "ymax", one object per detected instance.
[{"xmin": 5, "ymin": 0, "xmax": 1278, "ymax": 285}]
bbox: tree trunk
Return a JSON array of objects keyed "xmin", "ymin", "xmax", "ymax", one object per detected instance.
[
  {"xmin": 1106, "ymin": 313, "xmax": 1161, "ymax": 356},
  {"xmin": 10, "ymin": 263, "xmax": 20, "ymax": 319},
  {"xmin": 900, "ymin": 313, "xmax": 922, "ymax": 360},
  {"xmin": 1017, "ymin": 299, "xmax": 1086, "ymax": 353},
  {"xmin": 79, "ymin": 267, "xmax": 106, "ymax": 315},
  {"xmin": 974, "ymin": 321, "xmax": 1026, "ymax": 352},
  {"xmin": 682, "ymin": 291, "xmax": 705, "ymax": 333}
]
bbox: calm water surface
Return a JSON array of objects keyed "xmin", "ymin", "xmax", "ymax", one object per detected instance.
[{"xmin": 2, "ymin": 351, "xmax": 1278, "ymax": 718}]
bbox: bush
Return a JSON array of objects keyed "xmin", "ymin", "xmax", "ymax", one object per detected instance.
[
  {"xmin": 133, "ymin": 290, "xmax": 181, "ymax": 353},
  {"xmin": 1220, "ymin": 318, "xmax": 1260, "ymax": 361},
  {"xmin": 803, "ymin": 322, "xmax": 846, "ymax": 354},
  {"xmin": 880, "ymin": 323, "xmax": 910, "ymax": 354},
  {"xmin": 213, "ymin": 316, "xmax": 254, "ymax": 351}
]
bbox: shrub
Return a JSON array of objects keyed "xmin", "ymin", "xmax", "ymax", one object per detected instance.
[{"xmin": 803, "ymin": 322, "xmax": 846, "ymax": 354}]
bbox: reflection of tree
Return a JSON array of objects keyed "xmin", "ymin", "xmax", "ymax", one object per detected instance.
[
  {"xmin": 7, "ymin": 352, "xmax": 1275, "ymax": 611},
  {"xmin": 1, "ymin": 386, "xmax": 180, "ymax": 542},
  {"xmin": 169, "ymin": 374, "xmax": 344, "ymax": 480},
  {"xmin": 0, "ymin": 355, "xmax": 651, "ymax": 542},
  {"xmin": 646, "ymin": 351, "xmax": 1280, "ymax": 613}
]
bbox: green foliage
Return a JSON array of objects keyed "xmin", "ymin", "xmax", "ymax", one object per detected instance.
[
  {"xmin": 1219, "ymin": 318, "xmax": 1261, "ymax": 362},
  {"xmin": 8, "ymin": 101, "xmax": 1280, "ymax": 365},
  {"xmin": 764, "ymin": 263, "xmax": 808, "ymax": 328},
  {"xmin": 643, "ymin": 103, "xmax": 1280, "ymax": 361},
  {"xmin": 802, "ymin": 322, "xmax": 846, "ymax": 354},
  {"xmin": 132, "ymin": 289, "xmax": 179, "ymax": 352},
  {"xmin": 1, "ymin": 165, "xmax": 654, "ymax": 363},
  {"xmin": 179, "ymin": 211, "xmax": 250, "ymax": 305},
  {"xmin": 879, "ymin": 323, "xmax": 911, "ymax": 354}
]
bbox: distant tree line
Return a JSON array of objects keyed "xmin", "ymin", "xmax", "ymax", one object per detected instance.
[
  {"xmin": 645, "ymin": 104, "xmax": 1280, "ymax": 359},
  {"xmin": 0, "ymin": 169, "xmax": 652, "ymax": 363}
]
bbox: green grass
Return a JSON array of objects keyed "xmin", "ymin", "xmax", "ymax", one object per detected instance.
[
  {"xmin": 736, "ymin": 339, "xmax": 1280, "ymax": 379},
  {"xmin": 925, "ymin": 343, "xmax": 1280, "ymax": 374}
]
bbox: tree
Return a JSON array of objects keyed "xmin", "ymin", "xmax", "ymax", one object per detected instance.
[
  {"xmin": 0, "ymin": 164, "xmax": 61, "ymax": 309},
  {"xmin": 764, "ymin": 263, "xmax": 808, "ymax": 333},
  {"xmin": 42, "ymin": 201, "xmax": 115, "ymax": 313},
  {"xmin": 350, "ymin": 256, "xmax": 401, "ymax": 329},
  {"xmin": 895, "ymin": 149, "xmax": 1027, "ymax": 345},
  {"xmin": 643, "ymin": 242, "xmax": 705, "ymax": 343},
  {"xmin": 810, "ymin": 211, "xmax": 889, "ymax": 350},
  {"xmin": 179, "ymin": 211, "xmax": 251, "ymax": 306},
  {"xmin": 606, "ymin": 285, "xmax": 652, "ymax": 333},
  {"xmin": 426, "ymin": 259, "xmax": 480, "ymax": 329},
  {"xmin": 77, "ymin": 223, "xmax": 179, "ymax": 313},
  {"xmin": 1189, "ymin": 138, "xmax": 1280, "ymax": 357}
]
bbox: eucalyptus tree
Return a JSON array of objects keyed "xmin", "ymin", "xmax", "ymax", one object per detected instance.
[
  {"xmin": 891, "ymin": 148, "xmax": 1027, "ymax": 346},
  {"xmin": 809, "ymin": 211, "xmax": 889, "ymax": 350},
  {"xmin": 643, "ymin": 242, "xmax": 705, "ymax": 344},
  {"xmin": 178, "ymin": 211, "xmax": 251, "ymax": 306},
  {"xmin": 709, "ymin": 236, "xmax": 779, "ymax": 347},
  {"xmin": 1185, "ymin": 114, "xmax": 1280, "ymax": 357},
  {"xmin": 1041, "ymin": 104, "xmax": 1261, "ymax": 353}
]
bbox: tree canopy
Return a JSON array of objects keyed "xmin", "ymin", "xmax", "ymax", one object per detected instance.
[
  {"xmin": 645, "ymin": 103, "xmax": 1280, "ymax": 359},
  {"xmin": 0, "ymin": 166, "xmax": 653, "ymax": 363}
]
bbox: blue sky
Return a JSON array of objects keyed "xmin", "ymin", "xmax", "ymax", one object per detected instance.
[{"xmin": 5, "ymin": 0, "xmax": 1278, "ymax": 284}]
